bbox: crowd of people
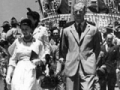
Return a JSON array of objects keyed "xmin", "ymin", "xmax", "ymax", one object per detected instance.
[{"xmin": 1, "ymin": 1, "xmax": 120, "ymax": 90}]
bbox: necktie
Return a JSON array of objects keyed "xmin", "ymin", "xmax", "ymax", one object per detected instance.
[{"xmin": 77, "ymin": 24, "xmax": 81, "ymax": 38}]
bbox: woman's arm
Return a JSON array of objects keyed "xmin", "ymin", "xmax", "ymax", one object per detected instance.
[
  {"xmin": 6, "ymin": 46, "xmax": 18, "ymax": 84},
  {"xmin": 32, "ymin": 41, "xmax": 45, "ymax": 66}
]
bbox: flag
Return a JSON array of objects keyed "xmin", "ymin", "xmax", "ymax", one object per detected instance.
[
  {"xmin": 87, "ymin": 0, "xmax": 98, "ymax": 13},
  {"xmin": 57, "ymin": 0, "xmax": 69, "ymax": 14},
  {"xmin": 97, "ymin": 0, "xmax": 109, "ymax": 13},
  {"xmin": 88, "ymin": 0, "xmax": 109, "ymax": 13}
]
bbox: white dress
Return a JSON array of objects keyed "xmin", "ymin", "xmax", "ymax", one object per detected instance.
[{"xmin": 9, "ymin": 38, "xmax": 44, "ymax": 90}]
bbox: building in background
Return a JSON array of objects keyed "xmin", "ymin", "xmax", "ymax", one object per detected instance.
[
  {"xmin": 39, "ymin": 0, "xmax": 120, "ymax": 27},
  {"xmin": 37, "ymin": 0, "xmax": 69, "ymax": 17}
]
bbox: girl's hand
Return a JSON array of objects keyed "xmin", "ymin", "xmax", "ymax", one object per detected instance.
[
  {"xmin": 32, "ymin": 59, "xmax": 40, "ymax": 66},
  {"xmin": 6, "ymin": 65, "xmax": 14, "ymax": 85},
  {"xmin": 32, "ymin": 59, "xmax": 43, "ymax": 66},
  {"xmin": 6, "ymin": 75, "xmax": 11, "ymax": 85}
]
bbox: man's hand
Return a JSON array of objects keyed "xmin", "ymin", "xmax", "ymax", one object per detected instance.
[{"xmin": 97, "ymin": 66, "xmax": 106, "ymax": 77}]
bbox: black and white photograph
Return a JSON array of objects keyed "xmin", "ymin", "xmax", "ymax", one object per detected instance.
[{"xmin": 1, "ymin": 0, "xmax": 120, "ymax": 90}]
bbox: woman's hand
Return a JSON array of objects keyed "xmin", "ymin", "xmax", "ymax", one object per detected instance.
[
  {"xmin": 32, "ymin": 59, "xmax": 43, "ymax": 66},
  {"xmin": 6, "ymin": 75, "xmax": 11, "ymax": 85},
  {"xmin": 6, "ymin": 65, "xmax": 14, "ymax": 85}
]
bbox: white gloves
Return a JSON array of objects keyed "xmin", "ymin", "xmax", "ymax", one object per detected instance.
[
  {"xmin": 5, "ymin": 65, "xmax": 14, "ymax": 85},
  {"xmin": 6, "ymin": 75, "xmax": 11, "ymax": 85}
]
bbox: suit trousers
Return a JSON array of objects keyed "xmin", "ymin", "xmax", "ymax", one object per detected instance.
[
  {"xmin": 66, "ymin": 64, "xmax": 100, "ymax": 90},
  {"xmin": 99, "ymin": 71, "xmax": 116, "ymax": 90}
]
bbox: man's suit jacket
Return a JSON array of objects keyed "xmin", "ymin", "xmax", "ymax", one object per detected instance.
[
  {"xmin": 59, "ymin": 22, "xmax": 101, "ymax": 76},
  {"xmin": 97, "ymin": 43, "xmax": 111, "ymax": 67},
  {"xmin": 104, "ymin": 45, "xmax": 119, "ymax": 73}
]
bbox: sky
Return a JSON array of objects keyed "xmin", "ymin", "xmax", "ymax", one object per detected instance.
[{"xmin": 0, "ymin": 0, "xmax": 40, "ymax": 32}]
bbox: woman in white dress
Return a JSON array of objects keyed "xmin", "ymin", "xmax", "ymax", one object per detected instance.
[{"xmin": 5, "ymin": 18, "xmax": 44, "ymax": 90}]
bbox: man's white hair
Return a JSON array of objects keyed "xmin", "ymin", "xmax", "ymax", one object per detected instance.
[{"xmin": 74, "ymin": 2, "xmax": 85, "ymax": 10}]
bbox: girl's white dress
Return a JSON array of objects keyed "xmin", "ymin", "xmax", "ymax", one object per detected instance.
[{"xmin": 8, "ymin": 38, "xmax": 44, "ymax": 90}]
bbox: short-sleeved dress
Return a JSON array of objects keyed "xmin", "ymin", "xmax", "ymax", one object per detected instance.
[{"xmin": 9, "ymin": 38, "xmax": 44, "ymax": 90}]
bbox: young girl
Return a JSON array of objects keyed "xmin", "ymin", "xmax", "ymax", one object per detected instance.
[{"xmin": 6, "ymin": 18, "xmax": 44, "ymax": 90}]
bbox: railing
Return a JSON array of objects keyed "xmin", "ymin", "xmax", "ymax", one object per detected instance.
[{"xmin": 40, "ymin": 13, "xmax": 120, "ymax": 27}]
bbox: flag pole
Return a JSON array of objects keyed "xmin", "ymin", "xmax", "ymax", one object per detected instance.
[{"xmin": 37, "ymin": 0, "xmax": 44, "ymax": 19}]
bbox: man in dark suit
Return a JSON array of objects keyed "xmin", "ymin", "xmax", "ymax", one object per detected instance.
[
  {"xmin": 97, "ymin": 33, "xmax": 117, "ymax": 90},
  {"xmin": 56, "ymin": 2, "xmax": 101, "ymax": 90},
  {"xmin": 99, "ymin": 35, "xmax": 120, "ymax": 90}
]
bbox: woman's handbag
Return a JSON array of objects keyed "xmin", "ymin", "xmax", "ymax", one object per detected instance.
[
  {"xmin": 30, "ymin": 50, "xmax": 45, "ymax": 79},
  {"xmin": 40, "ymin": 76, "xmax": 59, "ymax": 89}
]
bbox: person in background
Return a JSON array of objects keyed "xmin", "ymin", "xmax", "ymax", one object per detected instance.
[
  {"xmin": 113, "ymin": 21, "xmax": 120, "ymax": 39},
  {"xmin": 1, "ymin": 21, "xmax": 10, "ymax": 41},
  {"xmin": 0, "ymin": 21, "xmax": 11, "ymax": 81},
  {"xmin": 50, "ymin": 27, "xmax": 60, "ymax": 46},
  {"xmin": 0, "ymin": 21, "xmax": 10, "ymax": 49},
  {"xmin": 27, "ymin": 8, "xmax": 50, "ymax": 62},
  {"xmin": 1, "ymin": 21, "xmax": 10, "ymax": 40},
  {"xmin": 49, "ymin": 27, "xmax": 60, "ymax": 68},
  {"xmin": 6, "ymin": 17, "xmax": 19, "ymax": 45},
  {"xmin": 112, "ymin": 21, "xmax": 120, "ymax": 45},
  {"xmin": 6, "ymin": 18, "xmax": 44, "ymax": 90},
  {"xmin": 48, "ymin": 29, "xmax": 52, "ymax": 41},
  {"xmin": 97, "ymin": 33, "xmax": 117, "ymax": 90},
  {"xmin": 48, "ymin": 27, "xmax": 65, "ymax": 90},
  {"xmin": 58, "ymin": 2, "xmax": 101, "ymax": 90},
  {"xmin": 49, "ymin": 27, "xmax": 60, "ymax": 73}
]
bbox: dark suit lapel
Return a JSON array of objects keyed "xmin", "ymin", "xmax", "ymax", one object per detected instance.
[
  {"xmin": 70, "ymin": 24, "xmax": 79, "ymax": 45},
  {"xmin": 79, "ymin": 23, "xmax": 90, "ymax": 43}
]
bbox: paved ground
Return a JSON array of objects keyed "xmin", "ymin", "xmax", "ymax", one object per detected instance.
[
  {"xmin": 0, "ymin": 76, "xmax": 119, "ymax": 90},
  {"xmin": 0, "ymin": 77, "xmax": 4, "ymax": 90}
]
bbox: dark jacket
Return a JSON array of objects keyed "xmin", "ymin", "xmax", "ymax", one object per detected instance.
[{"xmin": 105, "ymin": 45, "xmax": 120, "ymax": 73}]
